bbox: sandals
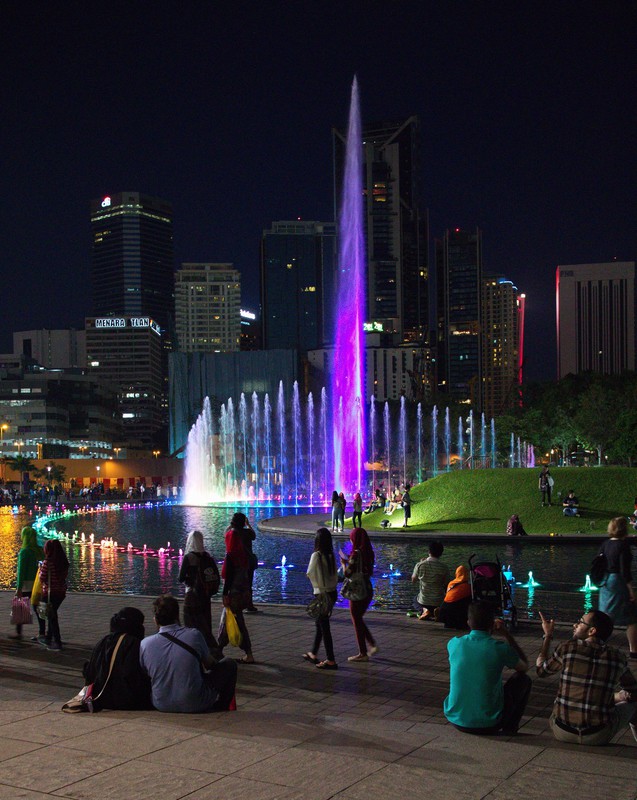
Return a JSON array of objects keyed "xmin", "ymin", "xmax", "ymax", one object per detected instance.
[
  {"xmin": 316, "ymin": 661, "xmax": 338, "ymax": 670},
  {"xmin": 303, "ymin": 652, "xmax": 318, "ymax": 663},
  {"xmin": 236, "ymin": 655, "xmax": 255, "ymax": 664},
  {"xmin": 347, "ymin": 653, "xmax": 369, "ymax": 662}
]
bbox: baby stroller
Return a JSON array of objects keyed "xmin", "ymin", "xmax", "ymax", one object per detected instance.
[{"xmin": 468, "ymin": 554, "xmax": 518, "ymax": 630}]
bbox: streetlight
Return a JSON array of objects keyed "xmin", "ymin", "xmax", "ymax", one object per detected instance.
[
  {"xmin": 153, "ymin": 450, "xmax": 160, "ymax": 459},
  {"xmin": 0, "ymin": 423, "xmax": 8, "ymax": 454},
  {"xmin": 114, "ymin": 447, "xmax": 121, "ymax": 459},
  {"xmin": 96, "ymin": 465, "xmax": 101, "ymax": 484},
  {"xmin": 17, "ymin": 440, "xmax": 24, "ymax": 454}
]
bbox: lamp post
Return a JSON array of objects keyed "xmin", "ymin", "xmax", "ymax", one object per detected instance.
[
  {"xmin": 153, "ymin": 450, "xmax": 160, "ymax": 459},
  {"xmin": 0, "ymin": 424, "xmax": 7, "ymax": 483},
  {"xmin": 96, "ymin": 465, "xmax": 101, "ymax": 486},
  {"xmin": 17, "ymin": 440, "xmax": 24, "ymax": 454},
  {"xmin": 114, "ymin": 447, "xmax": 121, "ymax": 459}
]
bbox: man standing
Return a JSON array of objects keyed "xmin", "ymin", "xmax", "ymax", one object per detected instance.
[
  {"xmin": 444, "ymin": 601, "xmax": 531, "ymax": 734},
  {"xmin": 412, "ymin": 541, "xmax": 450, "ymax": 619},
  {"xmin": 536, "ymin": 610, "xmax": 637, "ymax": 744},
  {"xmin": 140, "ymin": 595, "xmax": 237, "ymax": 712}
]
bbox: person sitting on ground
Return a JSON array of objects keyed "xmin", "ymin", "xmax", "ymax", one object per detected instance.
[
  {"xmin": 435, "ymin": 565, "xmax": 472, "ymax": 629},
  {"xmin": 411, "ymin": 541, "xmax": 450, "ymax": 620},
  {"xmin": 364, "ymin": 489, "xmax": 384, "ymax": 514},
  {"xmin": 83, "ymin": 607, "xmax": 152, "ymax": 711},
  {"xmin": 562, "ymin": 490, "xmax": 580, "ymax": 516},
  {"xmin": 140, "ymin": 594, "xmax": 237, "ymax": 713},
  {"xmin": 444, "ymin": 600, "xmax": 532, "ymax": 735},
  {"xmin": 506, "ymin": 514, "xmax": 528, "ymax": 536},
  {"xmin": 386, "ymin": 487, "xmax": 402, "ymax": 515},
  {"xmin": 536, "ymin": 610, "xmax": 637, "ymax": 745}
]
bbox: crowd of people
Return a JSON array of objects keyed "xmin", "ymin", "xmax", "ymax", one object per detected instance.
[{"xmin": 9, "ymin": 512, "xmax": 637, "ymax": 744}]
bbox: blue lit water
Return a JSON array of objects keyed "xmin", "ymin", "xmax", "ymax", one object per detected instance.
[{"xmin": 29, "ymin": 505, "xmax": 605, "ymax": 620}]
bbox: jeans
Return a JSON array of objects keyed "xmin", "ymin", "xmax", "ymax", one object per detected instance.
[
  {"xmin": 453, "ymin": 672, "xmax": 532, "ymax": 735},
  {"xmin": 352, "ymin": 511, "xmax": 362, "ymax": 527},
  {"xmin": 45, "ymin": 594, "xmax": 65, "ymax": 645},
  {"xmin": 349, "ymin": 584, "xmax": 375, "ymax": 655},
  {"xmin": 311, "ymin": 590, "xmax": 337, "ymax": 661}
]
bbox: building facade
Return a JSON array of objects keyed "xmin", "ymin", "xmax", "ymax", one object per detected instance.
[
  {"xmin": 175, "ymin": 263, "xmax": 241, "ymax": 353},
  {"xmin": 261, "ymin": 221, "xmax": 336, "ymax": 352},
  {"xmin": 556, "ymin": 261, "xmax": 635, "ymax": 378},
  {"xmin": 333, "ymin": 117, "xmax": 428, "ymax": 343},
  {"xmin": 13, "ymin": 329, "xmax": 86, "ymax": 369},
  {"xmin": 436, "ymin": 228, "xmax": 483, "ymax": 404},
  {"xmin": 481, "ymin": 278, "xmax": 524, "ymax": 417},
  {"xmin": 85, "ymin": 316, "xmax": 164, "ymax": 448}
]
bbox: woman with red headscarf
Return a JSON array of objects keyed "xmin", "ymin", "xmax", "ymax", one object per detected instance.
[
  {"xmin": 38, "ymin": 539, "xmax": 69, "ymax": 651},
  {"xmin": 340, "ymin": 527, "xmax": 378, "ymax": 662},
  {"xmin": 218, "ymin": 513, "xmax": 255, "ymax": 663}
]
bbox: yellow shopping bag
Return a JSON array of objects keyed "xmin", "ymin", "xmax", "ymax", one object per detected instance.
[
  {"xmin": 225, "ymin": 607, "xmax": 242, "ymax": 647},
  {"xmin": 31, "ymin": 570, "xmax": 42, "ymax": 607}
]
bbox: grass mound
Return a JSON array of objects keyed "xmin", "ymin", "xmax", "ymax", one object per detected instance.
[{"xmin": 361, "ymin": 467, "xmax": 636, "ymax": 534}]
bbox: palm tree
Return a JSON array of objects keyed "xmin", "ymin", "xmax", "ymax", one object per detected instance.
[{"xmin": 4, "ymin": 455, "xmax": 36, "ymax": 496}]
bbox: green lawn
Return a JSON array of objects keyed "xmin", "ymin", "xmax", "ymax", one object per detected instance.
[{"xmin": 359, "ymin": 467, "xmax": 637, "ymax": 534}]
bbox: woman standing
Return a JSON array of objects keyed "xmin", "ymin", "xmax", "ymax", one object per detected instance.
[
  {"xmin": 38, "ymin": 539, "xmax": 69, "ymax": 651},
  {"xmin": 538, "ymin": 466, "xmax": 552, "ymax": 506},
  {"xmin": 401, "ymin": 484, "xmax": 412, "ymax": 528},
  {"xmin": 178, "ymin": 530, "xmax": 221, "ymax": 653},
  {"xmin": 218, "ymin": 513, "xmax": 255, "ymax": 663},
  {"xmin": 341, "ymin": 527, "xmax": 378, "ymax": 662},
  {"xmin": 337, "ymin": 492, "xmax": 346, "ymax": 531},
  {"xmin": 331, "ymin": 491, "xmax": 340, "ymax": 531},
  {"xmin": 12, "ymin": 526, "xmax": 45, "ymax": 641},
  {"xmin": 599, "ymin": 517, "xmax": 637, "ymax": 657},
  {"xmin": 304, "ymin": 527, "xmax": 338, "ymax": 669},
  {"xmin": 352, "ymin": 493, "xmax": 363, "ymax": 528}
]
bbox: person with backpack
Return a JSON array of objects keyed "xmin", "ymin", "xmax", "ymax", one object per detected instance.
[
  {"xmin": 597, "ymin": 517, "xmax": 637, "ymax": 659},
  {"xmin": 178, "ymin": 530, "xmax": 221, "ymax": 654}
]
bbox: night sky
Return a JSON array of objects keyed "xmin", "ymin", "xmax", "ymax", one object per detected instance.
[{"xmin": 2, "ymin": 2, "xmax": 635, "ymax": 382}]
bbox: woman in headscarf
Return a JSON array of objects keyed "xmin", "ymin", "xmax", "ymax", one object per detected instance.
[
  {"xmin": 435, "ymin": 565, "xmax": 472, "ymax": 629},
  {"xmin": 38, "ymin": 539, "xmax": 69, "ymax": 651},
  {"xmin": 340, "ymin": 527, "xmax": 378, "ymax": 662},
  {"xmin": 83, "ymin": 607, "xmax": 152, "ymax": 710},
  {"xmin": 218, "ymin": 512, "xmax": 255, "ymax": 663},
  {"xmin": 12, "ymin": 526, "xmax": 45, "ymax": 641},
  {"xmin": 178, "ymin": 530, "xmax": 221, "ymax": 654}
]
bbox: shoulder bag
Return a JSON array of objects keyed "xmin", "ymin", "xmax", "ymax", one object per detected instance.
[
  {"xmin": 62, "ymin": 634, "xmax": 125, "ymax": 713},
  {"xmin": 341, "ymin": 551, "xmax": 368, "ymax": 602}
]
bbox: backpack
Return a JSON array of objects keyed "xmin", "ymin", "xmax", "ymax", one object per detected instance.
[
  {"xmin": 590, "ymin": 551, "xmax": 608, "ymax": 585},
  {"xmin": 192, "ymin": 552, "xmax": 220, "ymax": 597}
]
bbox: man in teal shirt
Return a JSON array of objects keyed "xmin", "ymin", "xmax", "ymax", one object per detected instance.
[{"xmin": 444, "ymin": 601, "xmax": 531, "ymax": 734}]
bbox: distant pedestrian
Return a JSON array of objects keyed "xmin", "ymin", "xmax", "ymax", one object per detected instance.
[
  {"xmin": 331, "ymin": 490, "xmax": 340, "ymax": 531},
  {"xmin": 539, "ymin": 466, "xmax": 553, "ymax": 506},
  {"xmin": 352, "ymin": 493, "xmax": 363, "ymax": 528},
  {"xmin": 337, "ymin": 492, "xmax": 346, "ymax": 531},
  {"xmin": 401, "ymin": 484, "xmax": 412, "ymax": 527},
  {"xmin": 218, "ymin": 514, "xmax": 255, "ymax": 664},
  {"xmin": 178, "ymin": 530, "xmax": 221, "ymax": 654}
]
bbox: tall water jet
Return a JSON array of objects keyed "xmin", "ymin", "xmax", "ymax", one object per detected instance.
[
  {"xmin": 444, "ymin": 407, "xmax": 451, "ymax": 471},
  {"xmin": 307, "ymin": 392, "xmax": 314, "ymax": 504},
  {"xmin": 416, "ymin": 403, "xmax": 422, "ymax": 482},
  {"xmin": 384, "ymin": 402, "xmax": 391, "ymax": 489},
  {"xmin": 370, "ymin": 397, "xmax": 377, "ymax": 493},
  {"xmin": 399, "ymin": 396, "xmax": 407, "ymax": 486},
  {"xmin": 431, "ymin": 405, "xmax": 438, "ymax": 477},
  {"xmin": 331, "ymin": 77, "xmax": 366, "ymax": 492},
  {"xmin": 480, "ymin": 412, "xmax": 486, "ymax": 467},
  {"xmin": 490, "ymin": 417, "xmax": 496, "ymax": 468}
]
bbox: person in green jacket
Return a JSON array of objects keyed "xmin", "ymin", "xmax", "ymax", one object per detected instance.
[{"xmin": 13, "ymin": 526, "xmax": 46, "ymax": 640}]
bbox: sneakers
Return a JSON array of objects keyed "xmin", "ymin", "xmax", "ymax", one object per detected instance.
[
  {"xmin": 46, "ymin": 642, "xmax": 62, "ymax": 652},
  {"xmin": 32, "ymin": 635, "xmax": 47, "ymax": 644},
  {"xmin": 369, "ymin": 644, "xmax": 379, "ymax": 656},
  {"xmin": 347, "ymin": 653, "xmax": 369, "ymax": 662}
]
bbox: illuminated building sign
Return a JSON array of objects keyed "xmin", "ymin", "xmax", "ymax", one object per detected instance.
[
  {"xmin": 363, "ymin": 321, "xmax": 384, "ymax": 332},
  {"xmin": 101, "ymin": 196, "xmax": 112, "ymax": 207},
  {"xmin": 240, "ymin": 309, "xmax": 256, "ymax": 320},
  {"xmin": 94, "ymin": 318, "xmax": 161, "ymax": 334}
]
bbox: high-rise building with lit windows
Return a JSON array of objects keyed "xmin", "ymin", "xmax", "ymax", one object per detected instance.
[
  {"xmin": 481, "ymin": 277, "xmax": 524, "ymax": 417},
  {"xmin": 260, "ymin": 220, "xmax": 336, "ymax": 352},
  {"xmin": 556, "ymin": 261, "xmax": 635, "ymax": 378},
  {"xmin": 175, "ymin": 263, "xmax": 241, "ymax": 353},
  {"xmin": 90, "ymin": 192, "xmax": 174, "ymax": 331},
  {"xmin": 332, "ymin": 117, "xmax": 428, "ymax": 343}
]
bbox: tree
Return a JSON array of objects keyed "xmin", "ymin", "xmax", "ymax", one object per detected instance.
[
  {"xmin": 34, "ymin": 461, "xmax": 66, "ymax": 485},
  {"xmin": 4, "ymin": 456, "xmax": 36, "ymax": 495}
]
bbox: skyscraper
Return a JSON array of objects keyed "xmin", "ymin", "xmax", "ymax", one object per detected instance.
[
  {"xmin": 260, "ymin": 220, "xmax": 336, "ymax": 352},
  {"xmin": 175, "ymin": 263, "xmax": 241, "ymax": 353},
  {"xmin": 332, "ymin": 116, "xmax": 428, "ymax": 343},
  {"xmin": 436, "ymin": 228, "xmax": 483, "ymax": 403},
  {"xmin": 556, "ymin": 261, "xmax": 635, "ymax": 378},
  {"xmin": 481, "ymin": 278, "xmax": 524, "ymax": 417},
  {"xmin": 90, "ymin": 192, "xmax": 174, "ymax": 331}
]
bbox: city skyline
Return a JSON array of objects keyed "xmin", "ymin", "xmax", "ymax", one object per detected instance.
[{"xmin": 2, "ymin": 3, "xmax": 635, "ymax": 383}]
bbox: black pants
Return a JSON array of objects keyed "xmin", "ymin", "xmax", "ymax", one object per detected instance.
[
  {"xmin": 352, "ymin": 511, "xmax": 362, "ymax": 527},
  {"xmin": 311, "ymin": 590, "xmax": 337, "ymax": 661},
  {"xmin": 453, "ymin": 672, "xmax": 532, "ymax": 735},
  {"xmin": 45, "ymin": 595, "xmax": 65, "ymax": 645},
  {"xmin": 205, "ymin": 657, "xmax": 238, "ymax": 711}
]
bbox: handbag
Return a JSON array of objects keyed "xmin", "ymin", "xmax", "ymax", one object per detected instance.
[
  {"xmin": 62, "ymin": 634, "xmax": 125, "ymax": 713},
  {"xmin": 306, "ymin": 593, "xmax": 334, "ymax": 619},
  {"xmin": 341, "ymin": 552, "xmax": 368, "ymax": 602},
  {"xmin": 37, "ymin": 581, "xmax": 52, "ymax": 620},
  {"xmin": 590, "ymin": 552, "xmax": 608, "ymax": 585},
  {"xmin": 225, "ymin": 607, "xmax": 243, "ymax": 647},
  {"xmin": 10, "ymin": 596, "xmax": 33, "ymax": 626},
  {"xmin": 31, "ymin": 570, "xmax": 42, "ymax": 607}
]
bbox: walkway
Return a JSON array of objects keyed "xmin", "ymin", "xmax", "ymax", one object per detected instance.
[{"xmin": 1, "ymin": 591, "xmax": 635, "ymax": 800}]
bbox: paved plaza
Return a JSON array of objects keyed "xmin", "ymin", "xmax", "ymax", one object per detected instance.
[{"xmin": 1, "ymin": 590, "xmax": 636, "ymax": 800}]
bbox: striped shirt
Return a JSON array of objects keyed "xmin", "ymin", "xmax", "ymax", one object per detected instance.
[
  {"xmin": 412, "ymin": 557, "xmax": 450, "ymax": 606},
  {"xmin": 537, "ymin": 638, "xmax": 637, "ymax": 729}
]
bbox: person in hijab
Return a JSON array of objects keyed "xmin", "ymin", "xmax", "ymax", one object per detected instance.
[
  {"xmin": 83, "ymin": 607, "xmax": 152, "ymax": 710},
  {"xmin": 12, "ymin": 526, "xmax": 45, "ymax": 640},
  {"xmin": 178, "ymin": 530, "xmax": 221, "ymax": 654},
  {"xmin": 218, "ymin": 513, "xmax": 255, "ymax": 663},
  {"xmin": 38, "ymin": 539, "xmax": 69, "ymax": 651},
  {"xmin": 340, "ymin": 527, "xmax": 378, "ymax": 662},
  {"xmin": 436, "ymin": 565, "xmax": 472, "ymax": 629}
]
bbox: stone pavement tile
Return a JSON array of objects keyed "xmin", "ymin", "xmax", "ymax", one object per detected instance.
[
  {"xmin": 532, "ymin": 748, "xmax": 637, "ymax": 774},
  {"xmin": 0, "ymin": 710, "xmax": 120, "ymax": 746},
  {"xmin": 140, "ymin": 731, "xmax": 294, "ymax": 774},
  {"xmin": 481, "ymin": 764, "xmax": 637, "ymax": 800},
  {"xmin": 185, "ymin": 775, "xmax": 338, "ymax": 800},
  {"xmin": 205, "ymin": 711, "xmax": 319, "ymax": 743},
  {"xmin": 60, "ymin": 718, "xmax": 201, "ymax": 758},
  {"xmin": 53, "ymin": 758, "xmax": 220, "ymax": 800},
  {"xmin": 234, "ymin": 748, "xmax": 383, "ymax": 793},
  {"xmin": 299, "ymin": 724, "xmax": 438, "ymax": 763},
  {"xmin": 0, "ymin": 745, "xmax": 125, "ymax": 794},
  {"xmin": 0, "ymin": 737, "xmax": 44, "ymax": 763},
  {"xmin": 397, "ymin": 733, "xmax": 543, "ymax": 777},
  {"xmin": 332, "ymin": 762, "xmax": 499, "ymax": 800},
  {"xmin": 0, "ymin": 787, "xmax": 53, "ymax": 800}
]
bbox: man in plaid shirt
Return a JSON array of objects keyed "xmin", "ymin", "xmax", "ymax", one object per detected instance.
[{"xmin": 536, "ymin": 610, "xmax": 637, "ymax": 745}]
